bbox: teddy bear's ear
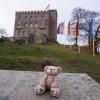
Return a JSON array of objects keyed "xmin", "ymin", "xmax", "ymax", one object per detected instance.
[
  {"xmin": 57, "ymin": 67, "xmax": 62, "ymax": 74},
  {"xmin": 44, "ymin": 66, "xmax": 48, "ymax": 73}
]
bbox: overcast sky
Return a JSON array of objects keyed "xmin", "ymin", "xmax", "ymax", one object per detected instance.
[{"xmin": 0, "ymin": 0, "xmax": 100, "ymax": 36}]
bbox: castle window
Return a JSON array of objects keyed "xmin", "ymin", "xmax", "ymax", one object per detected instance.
[
  {"xmin": 30, "ymin": 16, "xmax": 32, "ymax": 19},
  {"xmin": 32, "ymin": 15, "xmax": 35, "ymax": 19},
  {"xmin": 28, "ymin": 31, "xmax": 29, "ymax": 33},
  {"xmin": 18, "ymin": 31, "xmax": 20, "ymax": 33},
  {"xmin": 18, "ymin": 15, "xmax": 21, "ymax": 19},
  {"xmin": 29, "ymin": 23, "xmax": 33, "ymax": 27},
  {"xmin": 39, "ymin": 21, "xmax": 46, "ymax": 29},
  {"xmin": 17, "ymin": 31, "xmax": 21, "ymax": 36},
  {"xmin": 25, "ymin": 16, "xmax": 27, "ymax": 19},
  {"xmin": 23, "ymin": 31, "xmax": 25, "ymax": 37},
  {"xmin": 23, "ymin": 31, "xmax": 25, "ymax": 33},
  {"xmin": 41, "ymin": 15, "xmax": 44, "ymax": 18},
  {"xmin": 35, "ymin": 15, "xmax": 37, "ymax": 18},
  {"xmin": 24, "ymin": 23, "xmax": 28, "ymax": 27},
  {"xmin": 16, "ymin": 22, "xmax": 22, "ymax": 29},
  {"xmin": 34, "ymin": 24, "xmax": 38, "ymax": 28},
  {"xmin": 27, "ymin": 31, "xmax": 31, "ymax": 34}
]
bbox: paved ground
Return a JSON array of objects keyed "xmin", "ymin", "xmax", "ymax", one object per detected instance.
[{"xmin": 0, "ymin": 70, "xmax": 100, "ymax": 100}]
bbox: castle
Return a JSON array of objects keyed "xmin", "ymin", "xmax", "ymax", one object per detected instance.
[{"xmin": 14, "ymin": 10, "xmax": 57, "ymax": 44}]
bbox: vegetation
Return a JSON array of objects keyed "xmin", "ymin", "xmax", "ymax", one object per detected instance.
[{"xmin": 0, "ymin": 43, "xmax": 100, "ymax": 83}]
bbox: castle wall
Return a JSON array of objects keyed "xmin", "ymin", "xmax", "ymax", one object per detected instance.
[
  {"xmin": 14, "ymin": 10, "xmax": 57, "ymax": 43},
  {"xmin": 48, "ymin": 10, "xmax": 57, "ymax": 42}
]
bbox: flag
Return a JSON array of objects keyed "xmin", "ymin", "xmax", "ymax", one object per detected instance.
[
  {"xmin": 46, "ymin": 4, "xmax": 50, "ymax": 10},
  {"xmin": 60, "ymin": 22, "xmax": 65, "ymax": 34},
  {"xmin": 57, "ymin": 24, "xmax": 61, "ymax": 34},
  {"xmin": 88, "ymin": 19, "xmax": 93, "ymax": 40},
  {"xmin": 95, "ymin": 24, "xmax": 100, "ymax": 40},
  {"xmin": 74, "ymin": 20, "xmax": 79, "ymax": 38},
  {"xmin": 67, "ymin": 21, "xmax": 70, "ymax": 37}
]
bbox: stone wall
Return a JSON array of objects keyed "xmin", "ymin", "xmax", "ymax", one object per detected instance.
[{"xmin": 14, "ymin": 10, "xmax": 57, "ymax": 44}]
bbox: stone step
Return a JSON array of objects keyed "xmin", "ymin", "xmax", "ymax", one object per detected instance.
[{"xmin": 0, "ymin": 70, "xmax": 100, "ymax": 100}]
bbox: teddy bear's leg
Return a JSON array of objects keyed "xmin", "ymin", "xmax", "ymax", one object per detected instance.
[
  {"xmin": 50, "ymin": 88, "xmax": 60, "ymax": 97},
  {"xmin": 34, "ymin": 85, "xmax": 46, "ymax": 95},
  {"xmin": 34, "ymin": 75, "xmax": 47, "ymax": 95}
]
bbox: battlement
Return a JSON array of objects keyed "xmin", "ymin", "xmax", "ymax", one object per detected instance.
[{"xmin": 16, "ymin": 10, "xmax": 49, "ymax": 14}]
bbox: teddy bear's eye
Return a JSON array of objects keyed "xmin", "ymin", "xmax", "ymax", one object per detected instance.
[{"xmin": 54, "ymin": 69, "xmax": 55, "ymax": 70}]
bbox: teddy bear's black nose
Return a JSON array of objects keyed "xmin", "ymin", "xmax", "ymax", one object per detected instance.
[{"xmin": 50, "ymin": 69, "xmax": 52, "ymax": 71}]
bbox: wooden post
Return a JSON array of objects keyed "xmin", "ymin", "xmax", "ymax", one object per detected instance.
[
  {"xmin": 70, "ymin": 45, "xmax": 72, "ymax": 50},
  {"xmin": 76, "ymin": 38, "xmax": 77, "ymax": 45},
  {"xmin": 78, "ymin": 46, "xmax": 80, "ymax": 53}
]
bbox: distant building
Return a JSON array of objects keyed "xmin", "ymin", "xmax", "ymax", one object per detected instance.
[{"xmin": 14, "ymin": 10, "xmax": 57, "ymax": 44}]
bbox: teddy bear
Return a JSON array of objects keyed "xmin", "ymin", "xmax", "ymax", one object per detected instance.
[{"xmin": 34, "ymin": 66, "xmax": 62, "ymax": 97}]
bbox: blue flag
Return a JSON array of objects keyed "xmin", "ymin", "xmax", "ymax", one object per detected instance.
[{"xmin": 88, "ymin": 19, "xmax": 93, "ymax": 40}]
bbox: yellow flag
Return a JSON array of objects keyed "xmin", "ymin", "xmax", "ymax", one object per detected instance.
[
  {"xmin": 67, "ymin": 21, "xmax": 70, "ymax": 37},
  {"xmin": 74, "ymin": 21, "xmax": 79, "ymax": 38}
]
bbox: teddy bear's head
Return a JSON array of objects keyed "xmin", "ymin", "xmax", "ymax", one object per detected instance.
[{"xmin": 44, "ymin": 66, "xmax": 62, "ymax": 76}]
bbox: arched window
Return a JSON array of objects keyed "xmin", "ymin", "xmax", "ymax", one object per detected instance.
[{"xmin": 39, "ymin": 21, "xmax": 46, "ymax": 29}]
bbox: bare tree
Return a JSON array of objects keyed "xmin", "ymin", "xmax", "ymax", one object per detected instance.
[
  {"xmin": 0, "ymin": 28, "xmax": 7, "ymax": 37},
  {"xmin": 71, "ymin": 7, "xmax": 100, "ymax": 44},
  {"xmin": 72, "ymin": 7, "xmax": 86, "ymax": 21},
  {"xmin": 72, "ymin": 7, "xmax": 99, "ymax": 30}
]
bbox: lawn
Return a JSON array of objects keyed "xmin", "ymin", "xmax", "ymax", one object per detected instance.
[{"xmin": 0, "ymin": 43, "xmax": 100, "ymax": 83}]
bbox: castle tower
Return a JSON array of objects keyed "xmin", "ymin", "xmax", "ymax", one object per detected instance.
[
  {"xmin": 14, "ymin": 10, "xmax": 57, "ymax": 44},
  {"xmin": 48, "ymin": 10, "xmax": 57, "ymax": 42}
]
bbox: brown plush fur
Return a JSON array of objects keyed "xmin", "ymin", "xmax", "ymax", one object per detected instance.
[{"xmin": 34, "ymin": 66, "xmax": 62, "ymax": 97}]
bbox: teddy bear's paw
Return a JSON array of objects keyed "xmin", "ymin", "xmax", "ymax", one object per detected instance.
[
  {"xmin": 50, "ymin": 88, "xmax": 60, "ymax": 97},
  {"xmin": 34, "ymin": 86, "xmax": 46, "ymax": 95}
]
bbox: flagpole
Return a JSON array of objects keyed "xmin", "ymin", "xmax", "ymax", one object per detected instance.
[
  {"xmin": 78, "ymin": 46, "xmax": 80, "ymax": 53},
  {"xmin": 45, "ymin": 4, "xmax": 50, "ymax": 10},
  {"xmin": 78, "ymin": 35, "xmax": 81, "ymax": 53},
  {"xmin": 70, "ymin": 45, "xmax": 72, "ymax": 50},
  {"xmin": 70, "ymin": 38, "xmax": 72, "ymax": 50}
]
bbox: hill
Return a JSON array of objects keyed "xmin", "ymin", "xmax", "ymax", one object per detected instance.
[{"xmin": 0, "ymin": 43, "xmax": 100, "ymax": 83}]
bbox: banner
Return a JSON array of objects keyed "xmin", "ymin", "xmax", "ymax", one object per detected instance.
[
  {"xmin": 88, "ymin": 19, "xmax": 93, "ymax": 40},
  {"xmin": 74, "ymin": 20, "xmax": 79, "ymax": 38},
  {"xmin": 60, "ymin": 22, "xmax": 65, "ymax": 34},
  {"xmin": 67, "ymin": 21, "xmax": 70, "ymax": 37}
]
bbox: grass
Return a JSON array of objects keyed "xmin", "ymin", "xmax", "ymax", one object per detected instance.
[{"xmin": 0, "ymin": 43, "xmax": 100, "ymax": 83}]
